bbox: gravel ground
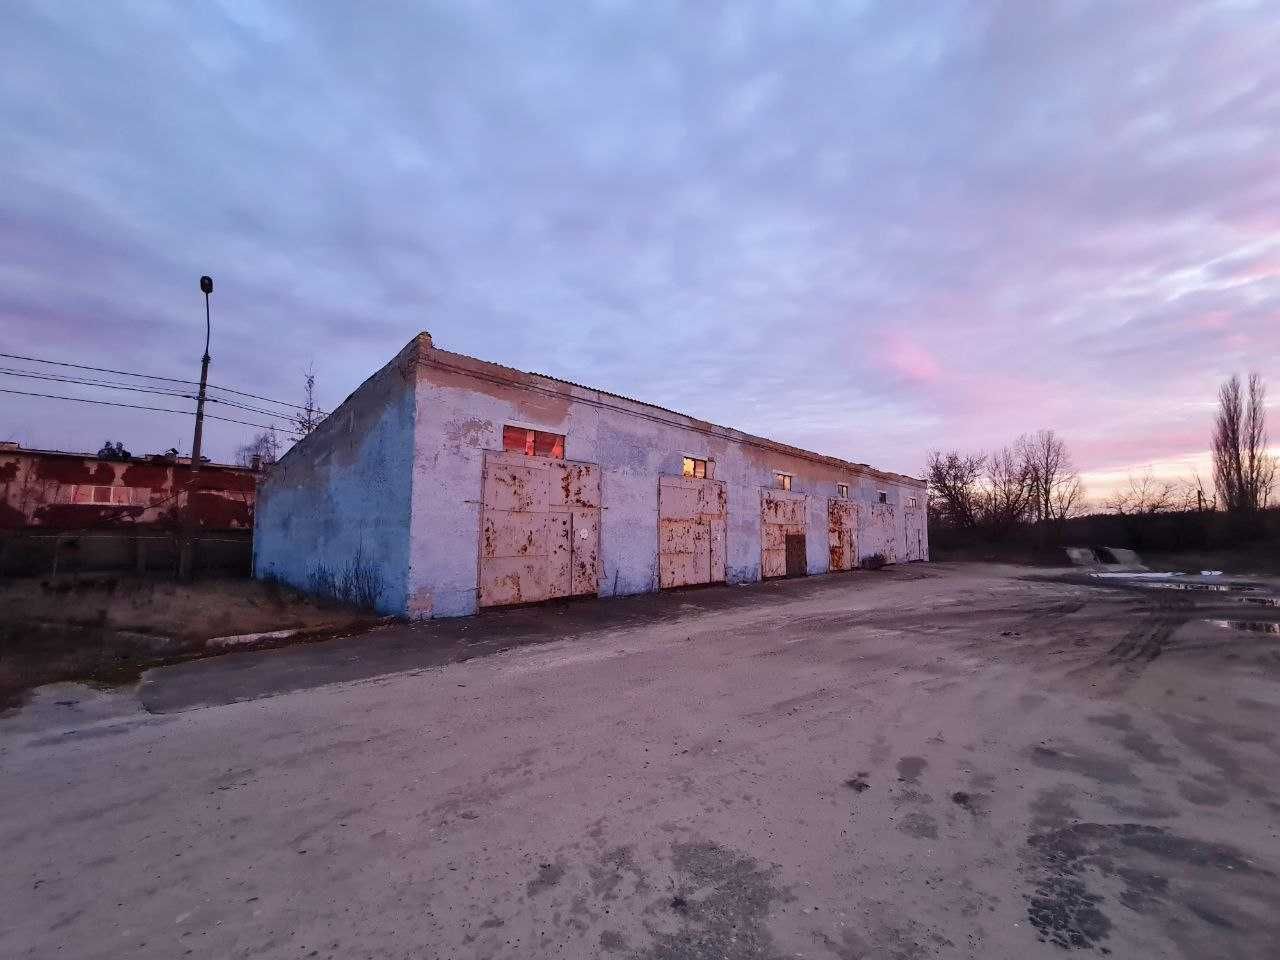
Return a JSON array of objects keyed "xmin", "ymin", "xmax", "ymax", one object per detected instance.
[{"xmin": 2, "ymin": 563, "xmax": 1278, "ymax": 959}]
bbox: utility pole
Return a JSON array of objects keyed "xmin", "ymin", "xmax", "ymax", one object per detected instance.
[{"xmin": 179, "ymin": 275, "xmax": 213, "ymax": 580}]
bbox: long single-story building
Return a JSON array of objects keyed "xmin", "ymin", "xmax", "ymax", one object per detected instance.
[{"xmin": 254, "ymin": 333, "xmax": 927, "ymax": 617}]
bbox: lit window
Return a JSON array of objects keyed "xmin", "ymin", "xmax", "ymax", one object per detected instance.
[
  {"xmin": 502, "ymin": 425, "xmax": 565, "ymax": 459},
  {"xmin": 682, "ymin": 456, "xmax": 708, "ymax": 479},
  {"xmin": 775, "ymin": 472, "xmax": 792, "ymax": 491},
  {"xmin": 878, "ymin": 490, "xmax": 888, "ymax": 504},
  {"xmin": 837, "ymin": 483, "xmax": 849, "ymax": 498}
]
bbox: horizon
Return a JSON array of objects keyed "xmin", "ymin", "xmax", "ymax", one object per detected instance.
[{"xmin": 3, "ymin": 2, "xmax": 1278, "ymax": 504}]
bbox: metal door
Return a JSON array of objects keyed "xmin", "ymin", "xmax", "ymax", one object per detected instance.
[
  {"xmin": 784, "ymin": 534, "xmax": 807, "ymax": 577},
  {"xmin": 479, "ymin": 451, "xmax": 600, "ymax": 607},
  {"xmin": 761, "ymin": 489, "xmax": 808, "ymax": 579},
  {"xmin": 658, "ymin": 475, "xmax": 727, "ymax": 588},
  {"xmin": 861, "ymin": 502, "xmax": 898, "ymax": 563},
  {"xmin": 828, "ymin": 498, "xmax": 858, "ymax": 572},
  {"xmin": 903, "ymin": 504, "xmax": 922, "ymax": 561}
]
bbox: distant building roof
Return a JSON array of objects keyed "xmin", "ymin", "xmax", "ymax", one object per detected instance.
[{"xmin": 0, "ymin": 443, "xmax": 251, "ymax": 472}]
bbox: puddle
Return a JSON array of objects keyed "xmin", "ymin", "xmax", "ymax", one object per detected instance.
[
  {"xmin": 1204, "ymin": 619, "xmax": 1280, "ymax": 635},
  {"xmin": 1087, "ymin": 573, "xmax": 1280, "ymax": 607},
  {"xmin": 1091, "ymin": 572, "xmax": 1186, "ymax": 580},
  {"xmin": 1140, "ymin": 581, "xmax": 1236, "ymax": 593}
]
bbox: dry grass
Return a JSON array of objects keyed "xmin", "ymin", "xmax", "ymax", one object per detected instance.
[
  {"xmin": 0, "ymin": 575, "xmax": 377, "ymax": 708},
  {"xmin": 0, "ymin": 574, "xmax": 361, "ymax": 641}
]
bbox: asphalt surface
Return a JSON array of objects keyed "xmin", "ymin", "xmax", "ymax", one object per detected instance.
[{"xmin": 3, "ymin": 563, "xmax": 1279, "ymax": 959}]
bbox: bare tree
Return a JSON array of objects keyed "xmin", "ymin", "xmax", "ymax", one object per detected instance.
[
  {"xmin": 1212, "ymin": 373, "xmax": 1276, "ymax": 513},
  {"xmin": 1020, "ymin": 429, "xmax": 1084, "ymax": 538},
  {"xmin": 926, "ymin": 450, "xmax": 985, "ymax": 530},
  {"xmin": 292, "ymin": 365, "xmax": 323, "ymax": 439},
  {"xmin": 236, "ymin": 428, "xmax": 281, "ymax": 469},
  {"xmin": 1188, "ymin": 468, "xmax": 1213, "ymax": 512},
  {"xmin": 1105, "ymin": 472, "xmax": 1181, "ymax": 516},
  {"xmin": 1050, "ymin": 476, "xmax": 1086, "ymax": 521},
  {"xmin": 977, "ymin": 443, "xmax": 1033, "ymax": 538}
]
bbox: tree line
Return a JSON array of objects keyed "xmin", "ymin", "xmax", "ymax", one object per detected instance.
[
  {"xmin": 927, "ymin": 372, "xmax": 1276, "ymax": 545},
  {"xmin": 926, "ymin": 429, "xmax": 1083, "ymax": 542}
]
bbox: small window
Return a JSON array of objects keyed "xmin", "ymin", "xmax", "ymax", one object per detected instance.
[
  {"xmin": 81, "ymin": 485, "xmax": 135, "ymax": 505},
  {"xmin": 906, "ymin": 496, "xmax": 919, "ymax": 508},
  {"xmin": 502, "ymin": 425, "xmax": 565, "ymax": 459},
  {"xmin": 837, "ymin": 483, "xmax": 849, "ymax": 498},
  {"xmin": 878, "ymin": 490, "xmax": 888, "ymax": 504},
  {"xmin": 682, "ymin": 456, "xmax": 708, "ymax": 479},
  {"xmin": 775, "ymin": 472, "xmax": 792, "ymax": 491}
]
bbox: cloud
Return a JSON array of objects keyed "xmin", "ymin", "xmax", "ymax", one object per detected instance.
[
  {"xmin": 1, "ymin": 0, "xmax": 1278, "ymax": 486},
  {"xmin": 877, "ymin": 333, "xmax": 943, "ymax": 385}
]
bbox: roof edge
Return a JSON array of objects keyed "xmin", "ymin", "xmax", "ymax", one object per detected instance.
[{"xmin": 0, "ymin": 445, "xmax": 253, "ymax": 472}]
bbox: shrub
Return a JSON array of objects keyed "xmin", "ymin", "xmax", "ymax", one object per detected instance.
[{"xmin": 306, "ymin": 545, "xmax": 384, "ymax": 610}]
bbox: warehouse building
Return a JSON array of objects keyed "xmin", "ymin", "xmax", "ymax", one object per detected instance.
[{"xmin": 254, "ymin": 333, "xmax": 927, "ymax": 617}]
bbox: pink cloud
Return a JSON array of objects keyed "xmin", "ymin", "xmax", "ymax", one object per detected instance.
[
  {"xmin": 1190, "ymin": 310, "xmax": 1231, "ymax": 331},
  {"xmin": 878, "ymin": 333, "xmax": 942, "ymax": 384}
]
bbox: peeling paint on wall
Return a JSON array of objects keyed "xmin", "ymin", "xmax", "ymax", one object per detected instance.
[
  {"xmin": 0, "ymin": 449, "xmax": 255, "ymax": 531},
  {"xmin": 828, "ymin": 498, "xmax": 858, "ymax": 572},
  {"xmin": 658, "ymin": 475, "xmax": 727, "ymax": 588},
  {"xmin": 477, "ymin": 451, "xmax": 601, "ymax": 607},
  {"xmin": 761, "ymin": 489, "xmax": 808, "ymax": 578}
]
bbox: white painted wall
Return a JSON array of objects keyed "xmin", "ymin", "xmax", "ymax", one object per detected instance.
[
  {"xmin": 256, "ymin": 335, "xmax": 929, "ymax": 619},
  {"xmin": 254, "ymin": 346, "xmax": 417, "ymax": 615},
  {"xmin": 405, "ymin": 344, "xmax": 928, "ymax": 618}
]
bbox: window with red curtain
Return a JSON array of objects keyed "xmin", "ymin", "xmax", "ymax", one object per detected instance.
[{"xmin": 502, "ymin": 425, "xmax": 565, "ymax": 459}]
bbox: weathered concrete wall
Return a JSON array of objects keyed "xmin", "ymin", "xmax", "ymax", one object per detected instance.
[
  {"xmin": 404, "ymin": 338, "xmax": 928, "ymax": 618},
  {"xmin": 253, "ymin": 341, "xmax": 418, "ymax": 615}
]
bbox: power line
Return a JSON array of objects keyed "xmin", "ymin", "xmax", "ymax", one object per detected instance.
[
  {"xmin": 0, "ymin": 351, "xmax": 199, "ymax": 387},
  {"xmin": 0, "ymin": 350, "xmax": 326, "ymax": 415},
  {"xmin": 0, "ymin": 367, "xmax": 294, "ymax": 420},
  {"xmin": 207, "ymin": 381, "xmax": 326, "ymax": 415},
  {"xmin": 0, "ymin": 387, "xmax": 284, "ymax": 431},
  {"xmin": 0, "ymin": 366, "xmax": 196, "ymax": 400}
]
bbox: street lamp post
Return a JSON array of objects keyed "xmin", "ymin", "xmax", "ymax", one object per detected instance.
[
  {"xmin": 179, "ymin": 276, "xmax": 213, "ymax": 580},
  {"xmin": 191, "ymin": 275, "xmax": 213, "ymax": 469}
]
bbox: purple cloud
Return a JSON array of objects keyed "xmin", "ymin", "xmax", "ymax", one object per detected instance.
[{"xmin": 1, "ymin": 0, "xmax": 1277, "ymax": 496}]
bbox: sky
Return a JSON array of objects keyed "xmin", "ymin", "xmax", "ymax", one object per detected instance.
[{"xmin": 2, "ymin": 0, "xmax": 1278, "ymax": 502}]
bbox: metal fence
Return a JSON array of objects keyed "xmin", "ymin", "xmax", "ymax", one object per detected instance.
[{"xmin": 0, "ymin": 531, "xmax": 252, "ymax": 578}]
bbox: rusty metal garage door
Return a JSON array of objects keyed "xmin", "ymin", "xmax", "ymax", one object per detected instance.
[
  {"xmin": 903, "ymin": 503, "xmax": 924, "ymax": 561},
  {"xmin": 478, "ymin": 451, "xmax": 600, "ymax": 607},
  {"xmin": 861, "ymin": 502, "xmax": 898, "ymax": 563},
  {"xmin": 658, "ymin": 475, "xmax": 727, "ymax": 589},
  {"xmin": 761, "ymin": 489, "xmax": 808, "ymax": 579},
  {"xmin": 828, "ymin": 498, "xmax": 858, "ymax": 572}
]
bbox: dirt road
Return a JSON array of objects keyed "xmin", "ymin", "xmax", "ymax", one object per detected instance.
[{"xmin": 3, "ymin": 564, "xmax": 1278, "ymax": 959}]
